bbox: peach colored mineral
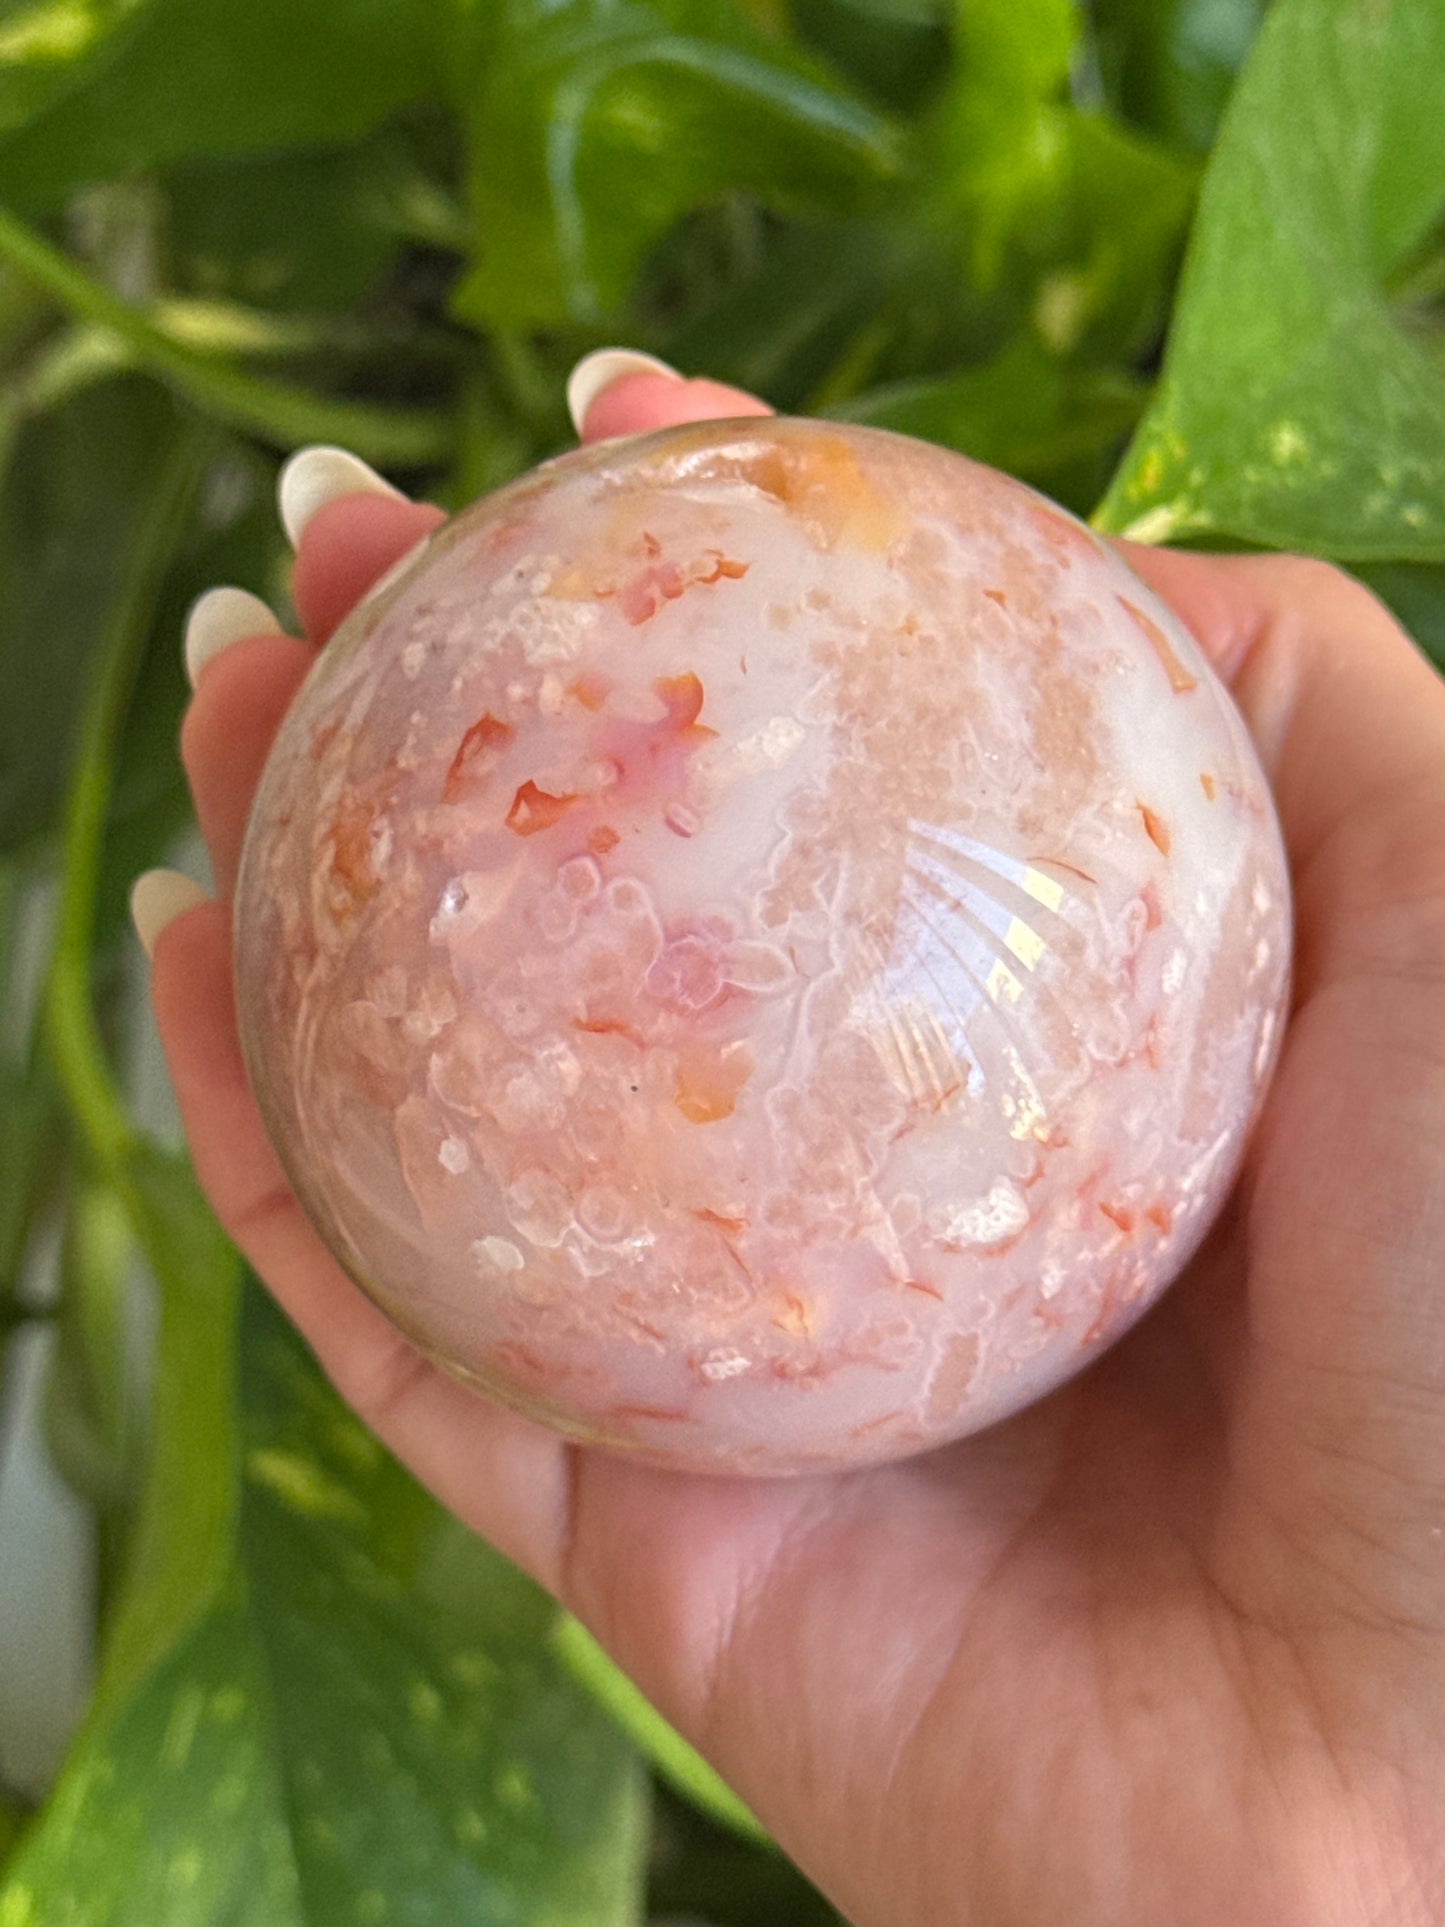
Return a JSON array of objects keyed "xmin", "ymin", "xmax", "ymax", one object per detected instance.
[{"xmin": 234, "ymin": 419, "xmax": 1291, "ymax": 1474}]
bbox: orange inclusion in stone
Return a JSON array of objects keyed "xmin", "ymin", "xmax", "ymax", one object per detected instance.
[
  {"xmin": 443, "ymin": 711, "xmax": 514, "ymax": 802},
  {"xmin": 1117, "ymin": 594, "xmax": 1199, "ymax": 694},
  {"xmin": 612, "ymin": 549, "xmax": 750, "ymax": 626},
  {"xmin": 655, "ymin": 671, "xmax": 705, "ymax": 729},
  {"xmin": 674, "ymin": 1044, "xmax": 753, "ymax": 1123},
  {"xmin": 905, "ymin": 1278, "xmax": 945, "ymax": 1300},
  {"xmin": 1138, "ymin": 803, "xmax": 1171, "ymax": 856},
  {"xmin": 618, "ymin": 561, "xmax": 685, "ymax": 625},
  {"xmin": 771, "ymin": 1294, "xmax": 816, "ymax": 1338},
  {"xmin": 327, "ymin": 782, "xmax": 392, "ymax": 922},
  {"xmin": 592, "ymin": 673, "xmax": 716, "ymax": 795},
  {"xmin": 588, "ymin": 823, "xmax": 621, "ymax": 855},
  {"xmin": 569, "ymin": 670, "xmax": 611, "ymax": 711},
  {"xmin": 505, "ymin": 779, "xmax": 579, "ymax": 835},
  {"xmin": 693, "ymin": 1206, "xmax": 747, "ymax": 1236},
  {"xmin": 573, "ymin": 1011, "xmax": 647, "ymax": 1048},
  {"xmin": 737, "ymin": 434, "xmax": 908, "ymax": 551}
]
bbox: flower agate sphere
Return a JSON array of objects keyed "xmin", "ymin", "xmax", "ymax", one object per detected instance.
[{"xmin": 234, "ymin": 419, "xmax": 1290, "ymax": 1474}]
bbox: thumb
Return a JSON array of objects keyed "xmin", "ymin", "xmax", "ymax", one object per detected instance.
[{"xmin": 1126, "ymin": 545, "xmax": 1445, "ymax": 1614}]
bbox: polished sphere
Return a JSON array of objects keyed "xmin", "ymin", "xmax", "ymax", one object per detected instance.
[{"xmin": 235, "ymin": 419, "xmax": 1291, "ymax": 1473}]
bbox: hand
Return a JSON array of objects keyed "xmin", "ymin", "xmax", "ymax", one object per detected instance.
[{"xmin": 140, "ymin": 361, "xmax": 1445, "ymax": 1926}]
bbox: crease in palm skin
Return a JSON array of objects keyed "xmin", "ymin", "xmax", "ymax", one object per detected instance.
[{"xmin": 139, "ymin": 358, "xmax": 1445, "ymax": 1927}]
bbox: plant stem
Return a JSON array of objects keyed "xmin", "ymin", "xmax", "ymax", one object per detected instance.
[
  {"xmin": 29, "ymin": 422, "xmax": 245, "ymax": 1723},
  {"xmin": 42, "ymin": 423, "xmax": 214, "ymax": 1179},
  {"xmin": 0, "ymin": 203, "xmax": 454, "ymax": 465}
]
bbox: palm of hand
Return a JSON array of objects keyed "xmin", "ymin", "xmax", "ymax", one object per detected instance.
[{"xmin": 153, "ymin": 380, "xmax": 1445, "ymax": 1926}]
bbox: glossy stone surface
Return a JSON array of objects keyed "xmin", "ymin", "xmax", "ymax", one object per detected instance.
[{"xmin": 234, "ymin": 419, "xmax": 1291, "ymax": 1474}]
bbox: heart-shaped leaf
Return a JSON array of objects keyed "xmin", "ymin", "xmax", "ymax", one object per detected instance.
[
  {"xmin": 1095, "ymin": 0, "xmax": 1445, "ymax": 560},
  {"xmin": 1, "ymin": 1224, "xmax": 648, "ymax": 1927}
]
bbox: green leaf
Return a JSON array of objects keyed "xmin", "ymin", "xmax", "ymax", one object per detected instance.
[
  {"xmin": 95, "ymin": 439, "xmax": 282, "ymax": 954},
  {"xmin": 93, "ymin": 1146, "xmax": 240, "ymax": 1714},
  {"xmin": 657, "ymin": 215, "xmax": 909, "ymax": 408},
  {"xmin": 0, "ymin": 0, "xmax": 142, "ymax": 143},
  {"xmin": 162, "ymin": 143, "xmax": 409, "ymax": 315},
  {"xmin": 1, "ymin": 1278, "xmax": 649, "ymax": 1927},
  {"xmin": 450, "ymin": 0, "xmax": 900, "ymax": 328},
  {"xmin": 1088, "ymin": 0, "xmax": 1265, "ymax": 153},
  {"xmin": 924, "ymin": 1, "xmax": 1197, "ymax": 362},
  {"xmin": 0, "ymin": 0, "xmax": 443, "ymax": 211},
  {"xmin": 0, "ymin": 374, "xmax": 181, "ymax": 856},
  {"xmin": 788, "ymin": 0, "xmax": 952, "ymax": 113},
  {"xmin": 1095, "ymin": 0, "xmax": 1445, "ymax": 559},
  {"xmin": 646, "ymin": 0, "xmax": 1192, "ymax": 411},
  {"xmin": 1355, "ymin": 561, "xmax": 1445, "ymax": 672},
  {"xmin": 0, "ymin": 1787, "xmax": 25, "ymax": 1868},
  {"xmin": 835, "ymin": 337, "xmax": 1146, "ymax": 511},
  {"xmin": 551, "ymin": 1615, "xmax": 770, "ymax": 1847},
  {"xmin": 0, "ymin": 1045, "xmax": 61, "ymax": 1306},
  {"xmin": 43, "ymin": 1180, "xmax": 147, "ymax": 1522},
  {"xmin": 647, "ymin": 1785, "xmax": 844, "ymax": 1925},
  {"xmin": 955, "ymin": 0, "xmax": 1078, "ymax": 95}
]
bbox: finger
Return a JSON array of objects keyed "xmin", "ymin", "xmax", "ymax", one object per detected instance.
[
  {"xmin": 567, "ymin": 349, "xmax": 773, "ymax": 444},
  {"xmin": 148, "ymin": 895, "xmax": 575, "ymax": 1588},
  {"xmin": 277, "ymin": 443, "xmax": 445, "ymax": 643},
  {"xmin": 182, "ymin": 632, "xmax": 315, "ymax": 901},
  {"xmin": 290, "ymin": 492, "xmax": 446, "ymax": 644},
  {"xmin": 1115, "ymin": 546, "xmax": 1445, "ymax": 994},
  {"xmin": 1118, "ymin": 549, "xmax": 1445, "ymax": 1562},
  {"xmin": 183, "ymin": 474, "xmax": 445, "ymax": 898}
]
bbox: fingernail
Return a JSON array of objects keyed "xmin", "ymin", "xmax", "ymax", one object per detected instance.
[
  {"xmin": 184, "ymin": 586, "xmax": 282, "ymax": 688},
  {"xmin": 130, "ymin": 870, "xmax": 212, "ymax": 959},
  {"xmin": 277, "ymin": 445, "xmax": 404, "ymax": 549},
  {"xmin": 566, "ymin": 349, "xmax": 682, "ymax": 438}
]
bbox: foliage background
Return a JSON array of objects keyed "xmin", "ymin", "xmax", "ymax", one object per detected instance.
[{"xmin": 0, "ymin": 0, "xmax": 1441, "ymax": 1919}]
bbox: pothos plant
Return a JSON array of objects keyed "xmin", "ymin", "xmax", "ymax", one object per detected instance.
[{"xmin": 0, "ymin": 1, "xmax": 1440, "ymax": 1920}]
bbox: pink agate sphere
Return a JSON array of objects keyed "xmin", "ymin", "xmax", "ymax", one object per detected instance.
[{"xmin": 234, "ymin": 419, "xmax": 1290, "ymax": 1474}]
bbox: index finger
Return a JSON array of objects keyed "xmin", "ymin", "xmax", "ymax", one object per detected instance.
[{"xmin": 182, "ymin": 490, "xmax": 444, "ymax": 901}]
